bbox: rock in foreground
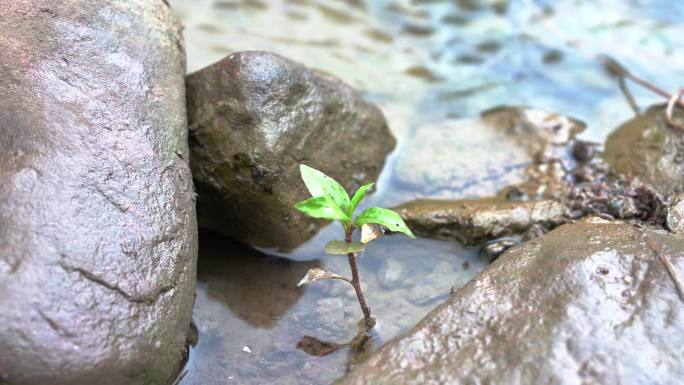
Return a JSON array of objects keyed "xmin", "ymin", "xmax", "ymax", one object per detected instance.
[
  {"xmin": 0, "ymin": 2, "xmax": 196, "ymax": 384},
  {"xmin": 605, "ymin": 105, "xmax": 684, "ymax": 198},
  {"xmin": 186, "ymin": 51, "xmax": 395, "ymax": 251},
  {"xmin": 337, "ymin": 220, "xmax": 684, "ymax": 385}
]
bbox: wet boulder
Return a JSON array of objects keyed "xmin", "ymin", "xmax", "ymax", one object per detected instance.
[
  {"xmin": 605, "ymin": 104, "xmax": 684, "ymax": 198},
  {"xmin": 186, "ymin": 51, "xmax": 395, "ymax": 251},
  {"xmin": 392, "ymin": 107, "xmax": 585, "ymax": 198},
  {"xmin": 0, "ymin": 2, "xmax": 196, "ymax": 385},
  {"xmin": 336, "ymin": 220, "xmax": 684, "ymax": 385},
  {"xmin": 377, "ymin": 258, "xmax": 409, "ymax": 290},
  {"xmin": 393, "ymin": 197, "xmax": 567, "ymax": 245}
]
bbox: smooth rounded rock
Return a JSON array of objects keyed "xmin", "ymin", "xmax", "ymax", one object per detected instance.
[
  {"xmin": 0, "ymin": 2, "xmax": 197, "ymax": 384},
  {"xmin": 186, "ymin": 51, "xmax": 395, "ymax": 251},
  {"xmin": 604, "ymin": 104, "xmax": 684, "ymax": 198},
  {"xmin": 336, "ymin": 220, "xmax": 684, "ymax": 385}
]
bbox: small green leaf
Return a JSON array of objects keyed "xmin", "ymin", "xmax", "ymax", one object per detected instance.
[
  {"xmin": 324, "ymin": 240, "xmax": 366, "ymax": 255},
  {"xmin": 295, "ymin": 196, "xmax": 351, "ymax": 222},
  {"xmin": 349, "ymin": 183, "xmax": 374, "ymax": 215},
  {"xmin": 354, "ymin": 207, "xmax": 415, "ymax": 238},
  {"xmin": 300, "ymin": 165, "xmax": 351, "ymax": 213}
]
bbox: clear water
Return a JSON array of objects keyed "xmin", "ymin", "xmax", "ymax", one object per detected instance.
[{"xmin": 168, "ymin": 0, "xmax": 684, "ymax": 384}]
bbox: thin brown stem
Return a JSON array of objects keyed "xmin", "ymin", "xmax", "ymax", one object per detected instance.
[
  {"xmin": 600, "ymin": 56, "xmax": 684, "ymax": 109},
  {"xmin": 646, "ymin": 238, "xmax": 684, "ymax": 303},
  {"xmin": 618, "ymin": 77, "xmax": 640, "ymax": 115},
  {"xmin": 666, "ymin": 88, "xmax": 684, "ymax": 131},
  {"xmin": 345, "ymin": 228, "xmax": 375, "ymax": 331}
]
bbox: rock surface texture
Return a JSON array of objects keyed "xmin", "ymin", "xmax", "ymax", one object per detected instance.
[
  {"xmin": 186, "ymin": 51, "xmax": 395, "ymax": 251},
  {"xmin": 337, "ymin": 220, "xmax": 684, "ymax": 385},
  {"xmin": 605, "ymin": 105, "xmax": 684, "ymax": 198},
  {"xmin": 0, "ymin": 1, "xmax": 197, "ymax": 384},
  {"xmin": 394, "ymin": 198, "xmax": 567, "ymax": 245}
]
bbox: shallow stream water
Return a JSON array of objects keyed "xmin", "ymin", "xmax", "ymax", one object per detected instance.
[{"xmin": 168, "ymin": 1, "xmax": 684, "ymax": 384}]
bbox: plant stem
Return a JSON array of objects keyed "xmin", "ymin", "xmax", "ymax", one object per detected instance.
[{"xmin": 345, "ymin": 228, "xmax": 375, "ymax": 332}]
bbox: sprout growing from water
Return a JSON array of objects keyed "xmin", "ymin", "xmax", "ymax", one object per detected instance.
[{"xmin": 294, "ymin": 165, "xmax": 414, "ymax": 331}]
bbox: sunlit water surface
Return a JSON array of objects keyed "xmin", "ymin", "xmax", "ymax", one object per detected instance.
[{"xmin": 168, "ymin": 0, "xmax": 684, "ymax": 384}]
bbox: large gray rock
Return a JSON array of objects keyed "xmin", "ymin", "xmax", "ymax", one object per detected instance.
[
  {"xmin": 605, "ymin": 104, "xmax": 684, "ymax": 198},
  {"xmin": 0, "ymin": 2, "xmax": 197, "ymax": 385},
  {"xmin": 186, "ymin": 51, "xmax": 395, "ymax": 251},
  {"xmin": 337, "ymin": 220, "xmax": 684, "ymax": 385}
]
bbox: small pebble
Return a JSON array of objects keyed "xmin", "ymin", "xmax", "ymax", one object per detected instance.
[
  {"xmin": 377, "ymin": 258, "xmax": 408, "ymax": 289},
  {"xmin": 571, "ymin": 140, "xmax": 595, "ymax": 162},
  {"xmin": 242, "ymin": 346, "xmax": 252, "ymax": 354},
  {"xmin": 480, "ymin": 239, "xmax": 518, "ymax": 263}
]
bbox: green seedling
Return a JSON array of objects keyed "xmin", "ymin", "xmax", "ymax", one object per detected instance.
[{"xmin": 294, "ymin": 164, "xmax": 414, "ymax": 331}]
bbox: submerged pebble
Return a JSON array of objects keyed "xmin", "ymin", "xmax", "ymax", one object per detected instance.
[
  {"xmin": 377, "ymin": 258, "xmax": 409, "ymax": 290},
  {"xmin": 407, "ymin": 262, "xmax": 455, "ymax": 305}
]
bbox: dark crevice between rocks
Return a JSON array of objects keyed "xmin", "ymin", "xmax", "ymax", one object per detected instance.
[
  {"xmin": 560, "ymin": 156, "xmax": 668, "ymax": 227},
  {"xmin": 58, "ymin": 262, "xmax": 176, "ymax": 305},
  {"xmin": 173, "ymin": 320, "xmax": 198, "ymax": 385}
]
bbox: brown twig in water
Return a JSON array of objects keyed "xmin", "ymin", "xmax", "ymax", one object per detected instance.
[{"xmin": 646, "ymin": 238, "xmax": 684, "ymax": 303}]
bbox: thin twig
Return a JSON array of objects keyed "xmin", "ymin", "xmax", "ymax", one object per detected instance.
[
  {"xmin": 646, "ymin": 238, "xmax": 684, "ymax": 303},
  {"xmin": 660, "ymin": 254, "xmax": 684, "ymax": 302},
  {"xmin": 618, "ymin": 77, "xmax": 640, "ymax": 115},
  {"xmin": 600, "ymin": 56, "xmax": 684, "ymax": 129},
  {"xmin": 599, "ymin": 56, "xmax": 684, "ymax": 109},
  {"xmin": 666, "ymin": 88, "xmax": 684, "ymax": 131}
]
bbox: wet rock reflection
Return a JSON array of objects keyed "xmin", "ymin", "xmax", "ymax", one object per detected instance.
[
  {"xmin": 297, "ymin": 321, "xmax": 380, "ymax": 374},
  {"xmin": 197, "ymin": 231, "xmax": 321, "ymax": 328},
  {"xmin": 182, "ymin": 232, "xmax": 483, "ymax": 385}
]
